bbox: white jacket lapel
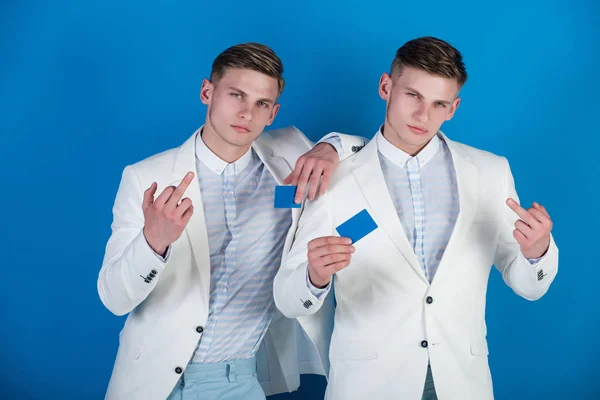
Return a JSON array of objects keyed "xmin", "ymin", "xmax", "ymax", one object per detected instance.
[
  {"xmin": 170, "ymin": 129, "xmax": 211, "ymax": 303},
  {"xmin": 350, "ymin": 139, "xmax": 426, "ymax": 282},
  {"xmin": 432, "ymin": 133, "xmax": 479, "ymax": 285}
]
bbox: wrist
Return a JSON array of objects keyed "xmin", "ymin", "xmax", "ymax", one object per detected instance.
[
  {"xmin": 143, "ymin": 228, "xmax": 167, "ymax": 257},
  {"xmin": 315, "ymin": 142, "xmax": 337, "ymax": 153},
  {"xmin": 308, "ymin": 270, "xmax": 330, "ymax": 289}
]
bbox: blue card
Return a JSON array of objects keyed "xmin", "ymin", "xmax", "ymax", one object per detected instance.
[
  {"xmin": 274, "ymin": 186, "xmax": 301, "ymax": 208},
  {"xmin": 336, "ymin": 209, "xmax": 378, "ymax": 244}
]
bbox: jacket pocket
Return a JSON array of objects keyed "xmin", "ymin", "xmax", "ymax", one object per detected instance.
[{"xmin": 470, "ymin": 335, "xmax": 489, "ymax": 356}]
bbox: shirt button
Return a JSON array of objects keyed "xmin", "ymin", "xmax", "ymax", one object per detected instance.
[
  {"xmin": 175, "ymin": 367, "xmax": 183, "ymax": 374},
  {"xmin": 421, "ymin": 340, "xmax": 428, "ymax": 348},
  {"xmin": 426, "ymin": 296, "xmax": 433, "ymax": 304},
  {"xmin": 196, "ymin": 326, "xmax": 204, "ymax": 333}
]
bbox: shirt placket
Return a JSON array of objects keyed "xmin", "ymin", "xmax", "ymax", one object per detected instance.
[
  {"xmin": 407, "ymin": 157, "xmax": 428, "ymax": 282},
  {"xmin": 220, "ymin": 163, "xmax": 238, "ymax": 300}
]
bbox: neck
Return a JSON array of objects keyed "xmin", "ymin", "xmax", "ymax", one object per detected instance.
[
  {"xmin": 382, "ymin": 121, "xmax": 430, "ymax": 157},
  {"xmin": 201, "ymin": 123, "xmax": 251, "ymax": 163}
]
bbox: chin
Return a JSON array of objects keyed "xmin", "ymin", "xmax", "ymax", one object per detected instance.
[{"xmin": 227, "ymin": 136, "xmax": 254, "ymax": 148}]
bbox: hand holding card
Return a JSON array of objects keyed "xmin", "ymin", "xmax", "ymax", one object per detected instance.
[
  {"xmin": 307, "ymin": 236, "xmax": 355, "ymax": 288},
  {"xmin": 307, "ymin": 209, "xmax": 378, "ymax": 288}
]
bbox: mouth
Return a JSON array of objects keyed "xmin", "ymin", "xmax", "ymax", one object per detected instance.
[
  {"xmin": 231, "ymin": 125, "xmax": 251, "ymax": 133},
  {"xmin": 407, "ymin": 125, "xmax": 429, "ymax": 135}
]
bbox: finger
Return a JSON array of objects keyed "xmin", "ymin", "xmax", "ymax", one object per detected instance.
[
  {"xmin": 181, "ymin": 205, "xmax": 194, "ymax": 225},
  {"xmin": 283, "ymin": 168, "xmax": 299, "ymax": 186},
  {"xmin": 515, "ymin": 220, "xmax": 533, "ymax": 239},
  {"xmin": 175, "ymin": 197, "xmax": 193, "ymax": 217},
  {"xmin": 311, "ymin": 252, "xmax": 352, "ymax": 269},
  {"xmin": 506, "ymin": 198, "xmax": 537, "ymax": 226},
  {"xmin": 286, "ymin": 156, "xmax": 306, "ymax": 187},
  {"xmin": 532, "ymin": 206, "xmax": 553, "ymax": 231},
  {"xmin": 325, "ymin": 260, "xmax": 352, "ymax": 275},
  {"xmin": 318, "ymin": 168, "xmax": 333, "ymax": 196},
  {"xmin": 311, "ymin": 244, "xmax": 355, "ymax": 259},
  {"xmin": 143, "ymin": 182, "xmax": 157, "ymax": 210},
  {"xmin": 308, "ymin": 236, "xmax": 352, "ymax": 251},
  {"xmin": 166, "ymin": 172, "xmax": 195, "ymax": 210},
  {"xmin": 307, "ymin": 166, "xmax": 323, "ymax": 201},
  {"xmin": 533, "ymin": 202, "xmax": 550, "ymax": 217},
  {"xmin": 513, "ymin": 228, "xmax": 528, "ymax": 245},
  {"xmin": 155, "ymin": 185, "xmax": 176, "ymax": 206},
  {"xmin": 295, "ymin": 160, "xmax": 315, "ymax": 203},
  {"xmin": 528, "ymin": 207, "xmax": 550, "ymax": 226}
]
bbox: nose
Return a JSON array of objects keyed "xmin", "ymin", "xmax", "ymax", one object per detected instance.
[
  {"xmin": 238, "ymin": 105, "xmax": 253, "ymax": 121},
  {"xmin": 413, "ymin": 103, "xmax": 429, "ymax": 123}
]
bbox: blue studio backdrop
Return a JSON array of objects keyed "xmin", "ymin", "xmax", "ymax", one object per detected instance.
[{"xmin": 1, "ymin": 0, "xmax": 598, "ymax": 399}]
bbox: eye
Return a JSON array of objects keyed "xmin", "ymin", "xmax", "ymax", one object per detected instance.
[
  {"xmin": 435, "ymin": 102, "xmax": 447, "ymax": 108},
  {"xmin": 257, "ymin": 101, "xmax": 269, "ymax": 108},
  {"xmin": 230, "ymin": 93, "xmax": 242, "ymax": 99},
  {"xmin": 406, "ymin": 92, "xmax": 417, "ymax": 98}
]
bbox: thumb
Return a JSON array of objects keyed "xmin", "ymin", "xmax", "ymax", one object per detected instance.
[{"xmin": 143, "ymin": 182, "xmax": 157, "ymax": 210}]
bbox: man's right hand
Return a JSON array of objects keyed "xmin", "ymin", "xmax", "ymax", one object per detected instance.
[
  {"xmin": 142, "ymin": 172, "xmax": 195, "ymax": 257},
  {"xmin": 307, "ymin": 236, "xmax": 354, "ymax": 288}
]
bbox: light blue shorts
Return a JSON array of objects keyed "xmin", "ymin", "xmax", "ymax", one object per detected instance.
[{"xmin": 166, "ymin": 357, "xmax": 265, "ymax": 400}]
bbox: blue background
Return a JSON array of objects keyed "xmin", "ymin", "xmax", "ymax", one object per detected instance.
[{"xmin": 1, "ymin": 0, "xmax": 598, "ymax": 398}]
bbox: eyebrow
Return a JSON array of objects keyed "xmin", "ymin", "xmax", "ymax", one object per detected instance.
[
  {"xmin": 229, "ymin": 86, "xmax": 275, "ymax": 105},
  {"xmin": 405, "ymin": 86, "xmax": 453, "ymax": 105}
]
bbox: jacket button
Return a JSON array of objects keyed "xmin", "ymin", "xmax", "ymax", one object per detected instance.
[
  {"xmin": 175, "ymin": 367, "xmax": 183, "ymax": 374},
  {"xmin": 426, "ymin": 296, "xmax": 433, "ymax": 304},
  {"xmin": 196, "ymin": 326, "xmax": 204, "ymax": 333},
  {"xmin": 421, "ymin": 340, "xmax": 428, "ymax": 348}
]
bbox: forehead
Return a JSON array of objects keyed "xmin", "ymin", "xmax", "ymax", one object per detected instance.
[
  {"xmin": 394, "ymin": 66, "xmax": 459, "ymax": 99},
  {"xmin": 215, "ymin": 68, "xmax": 279, "ymax": 100}
]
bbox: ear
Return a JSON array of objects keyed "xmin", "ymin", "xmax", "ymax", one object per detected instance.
[
  {"xmin": 200, "ymin": 79, "xmax": 213, "ymax": 105},
  {"xmin": 265, "ymin": 103, "xmax": 280, "ymax": 126},
  {"xmin": 379, "ymin": 73, "xmax": 392, "ymax": 101},
  {"xmin": 445, "ymin": 97, "xmax": 461, "ymax": 121}
]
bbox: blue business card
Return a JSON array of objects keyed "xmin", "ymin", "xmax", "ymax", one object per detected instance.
[
  {"xmin": 274, "ymin": 186, "xmax": 301, "ymax": 208},
  {"xmin": 336, "ymin": 209, "xmax": 378, "ymax": 244}
]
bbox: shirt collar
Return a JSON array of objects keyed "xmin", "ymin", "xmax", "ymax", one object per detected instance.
[{"xmin": 376, "ymin": 125, "xmax": 440, "ymax": 169}]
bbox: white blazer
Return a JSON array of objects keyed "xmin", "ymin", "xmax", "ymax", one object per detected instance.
[
  {"xmin": 274, "ymin": 132, "xmax": 559, "ymax": 400},
  {"xmin": 98, "ymin": 126, "xmax": 367, "ymax": 400}
]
